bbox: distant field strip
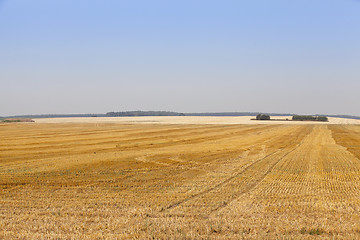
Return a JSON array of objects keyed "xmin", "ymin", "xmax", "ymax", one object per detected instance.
[
  {"xmin": 1, "ymin": 123, "xmax": 360, "ymax": 239},
  {"xmin": 33, "ymin": 116, "xmax": 360, "ymax": 124}
]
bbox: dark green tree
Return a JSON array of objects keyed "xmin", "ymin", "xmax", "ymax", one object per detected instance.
[{"xmin": 256, "ymin": 114, "xmax": 270, "ymax": 120}]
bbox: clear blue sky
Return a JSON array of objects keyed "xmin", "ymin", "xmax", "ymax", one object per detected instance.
[{"xmin": 1, "ymin": 0, "xmax": 359, "ymax": 116}]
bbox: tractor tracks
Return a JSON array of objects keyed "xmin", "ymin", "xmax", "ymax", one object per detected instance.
[
  {"xmin": 161, "ymin": 139, "xmax": 306, "ymax": 215},
  {"xmin": 209, "ymin": 140, "xmax": 305, "ymax": 215}
]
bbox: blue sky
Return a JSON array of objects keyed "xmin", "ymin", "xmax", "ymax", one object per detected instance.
[{"xmin": 1, "ymin": 0, "xmax": 359, "ymax": 116}]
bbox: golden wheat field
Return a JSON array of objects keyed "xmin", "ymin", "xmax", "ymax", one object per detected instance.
[{"xmin": 2, "ymin": 121, "xmax": 360, "ymax": 239}]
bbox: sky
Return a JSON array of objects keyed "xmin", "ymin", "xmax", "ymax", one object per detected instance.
[{"xmin": 1, "ymin": 0, "xmax": 359, "ymax": 116}]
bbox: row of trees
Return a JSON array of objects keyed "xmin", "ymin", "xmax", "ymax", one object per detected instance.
[
  {"xmin": 254, "ymin": 114, "xmax": 329, "ymax": 122},
  {"xmin": 106, "ymin": 111, "xmax": 185, "ymax": 117},
  {"xmin": 1, "ymin": 118, "xmax": 34, "ymax": 123},
  {"xmin": 292, "ymin": 115, "xmax": 328, "ymax": 122}
]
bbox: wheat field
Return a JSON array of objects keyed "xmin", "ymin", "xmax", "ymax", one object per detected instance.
[{"xmin": 1, "ymin": 122, "xmax": 360, "ymax": 239}]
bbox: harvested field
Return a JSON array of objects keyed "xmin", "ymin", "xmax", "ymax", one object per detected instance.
[{"xmin": 2, "ymin": 123, "xmax": 360, "ymax": 239}]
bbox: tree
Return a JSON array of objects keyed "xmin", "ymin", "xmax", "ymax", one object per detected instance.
[{"xmin": 256, "ymin": 114, "xmax": 270, "ymax": 120}]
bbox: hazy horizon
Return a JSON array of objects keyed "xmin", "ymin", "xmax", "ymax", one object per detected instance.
[
  {"xmin": 1, "ymin": 1, "xmax": 359, "ymax": 116},
  {"xmin": 2, "ymin": 111, "xmax": 360, "ymax": 119}
]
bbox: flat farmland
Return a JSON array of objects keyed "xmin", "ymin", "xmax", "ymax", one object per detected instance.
[{"xmin": 2, "ymin": 123, "xmax": 360, "ymax": 239}]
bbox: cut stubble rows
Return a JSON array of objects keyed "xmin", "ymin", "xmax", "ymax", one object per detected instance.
[{"xmin": 1, "ymin": 123, "xmax": 360, "ymax": 239}]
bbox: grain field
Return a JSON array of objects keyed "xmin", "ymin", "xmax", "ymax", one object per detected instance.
[{"xmin": 1, "ymin": 123, "xmax": 360, "ymax": 239}]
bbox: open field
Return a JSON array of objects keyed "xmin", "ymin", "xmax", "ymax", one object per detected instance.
[
  {"xmin": 2, "ymin": 122, "xmax": 360, "ymax": 239},
  {"xmin": 34, "ymin": 116, "xmax": 360, "ymax": 125}
]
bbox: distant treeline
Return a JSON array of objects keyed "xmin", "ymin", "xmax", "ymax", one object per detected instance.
[
  {"xmin": 3, "ymin": 112, "xmax": 286, "ymax": 118},
  {"xmin": 106, "ymin": 111, "xmax": 185, "ymax": 117},
  {"xmin": 2, "ymin": 112, "xmax": 360, "ymax": 120},
  {"xmin": 1, "ymin": 118, "xmax": 34, "ymax": 123},
  {"xmin": 292, "ymin": 115, "xmax": 328, "ymax": 122}
]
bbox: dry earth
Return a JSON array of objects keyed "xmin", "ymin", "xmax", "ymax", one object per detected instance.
[{"xmin": 1, "ymin": 122, "xmax": 360, "ymax": 239}]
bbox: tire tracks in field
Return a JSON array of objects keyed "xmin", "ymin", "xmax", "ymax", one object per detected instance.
[
  {"xmin": 162, "ymin": 151, "xmax": 278, "ymax": 211},
  {"xmin": 122, "ymin": 125, "xmax": 304, "ymax": 191},
  {"xmin": 103, "ymin": 126, "xmax": 284, "ymax": 183},
  {"xmin": 161, "ymin": 136, "xmax": 307, "ymax": 214},
  {"xmin": 208, "ymin": 139, "xmax": 305, "ymax": 215}
]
